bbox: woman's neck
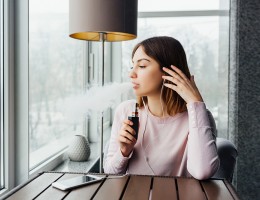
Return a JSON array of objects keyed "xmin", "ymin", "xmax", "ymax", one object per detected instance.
[{"xmin": 146, "ymin": 96, "xmax": 168, "ymax": 118}]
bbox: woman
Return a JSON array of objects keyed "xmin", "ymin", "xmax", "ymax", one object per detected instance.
[{"xmin": 104, "ymin": 36, "xmax": 219, "ymax": 180}]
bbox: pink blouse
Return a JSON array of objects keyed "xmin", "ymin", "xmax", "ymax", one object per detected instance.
[{"xmin": 104, "ymin": 100, "xmax": 219, "ymax": 180}]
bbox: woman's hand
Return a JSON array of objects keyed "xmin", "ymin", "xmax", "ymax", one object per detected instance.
[
  {"xmin": 118, "ymin": 119, "xmax": 137, "ymax": 157},
  {"xmin": 162, "ymin": 65, "xmax": 203, "ymax": 104}
]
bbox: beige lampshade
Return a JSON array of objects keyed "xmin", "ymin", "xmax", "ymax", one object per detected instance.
[{"xmin": 69, "ymin": 0, "xmax": 138, "ymax": 41}]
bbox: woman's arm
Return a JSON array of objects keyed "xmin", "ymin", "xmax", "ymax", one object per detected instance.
[
  {"xmin": 162, "ymin": 65, "xmax": 219, "ymax": 179},
  {"xmin": 103, "ymin": 103, "xmax": 133, "ymax": 174},
  {"xmin": 186, "ymin": 102, "xmax": 220, "ymax": 180}
]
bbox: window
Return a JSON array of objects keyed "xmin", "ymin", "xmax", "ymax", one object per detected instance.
[
  {"xmin": 87, "ymin": 42, "xmax": 112, "ymax": 143},
  {"xmin": 29, "ymin": 0, "xmax": 86, "ymax": 170},
  {"xmin": 0, "ymin": 0, "xmax": 4, "ymax": 190},
  {"xmin": 122, "ymin": 1, "xmax": 230, "ymax": 137},
  {"xmin": 138, "ymin": 0, "xmax": 220, "ymax": 11},
  {"xmin": 29, "ymin": 0, "xmax": 113, "ymax": 171}
]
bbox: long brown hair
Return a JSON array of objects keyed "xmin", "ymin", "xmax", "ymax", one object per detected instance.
[{"xmin": 132, "ymin": 36, "xmax": 191, "ymax": 115}]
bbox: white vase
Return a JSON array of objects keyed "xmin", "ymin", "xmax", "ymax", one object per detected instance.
[{"xmin": 67, "ymin": 135, "xmax": 91, "ymax": 162}]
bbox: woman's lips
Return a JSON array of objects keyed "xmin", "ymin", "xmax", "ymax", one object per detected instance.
[{"xmin": 132, "ymin": 82, "xmax": 139, "ymax": 89}]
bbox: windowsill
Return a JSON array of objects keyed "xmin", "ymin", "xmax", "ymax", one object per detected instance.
[
  {"xmin": 53, "ymin": 142, "xmax": 100, "ymax": 172},
  {"xmin": 53, "ymin": 127, "xmax": 111, "ymax": 173},
  {"xmin": 0, "ymin": 188, "xmax": 8, "ymax": 197},
  {"xmin": 30, "ymin": 136, "xmax": 71, "ymax": 170}
]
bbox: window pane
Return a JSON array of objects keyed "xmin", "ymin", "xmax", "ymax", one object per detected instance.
[
  {"xmin": 0, "ymin": 0, "xmax": 4, "ymax": 190},
  {"xmin": 122, "ymin": 16, "xmax": 229, "ymax": 136},
  {"xmin": 138, "ymin": 0, "xmax": 221, "ymax": 12},
  {"xmin": 29, "ymin": 0, "xmax": 85, "ymax": 169},
  {"xmin": 88, "ymin": 42, "xmax": 112, "ymax": 143}
]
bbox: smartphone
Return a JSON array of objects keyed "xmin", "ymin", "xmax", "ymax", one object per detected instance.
[{"xmin": 52, "ymin": 175, "xmax": 104, "ymax": 190}]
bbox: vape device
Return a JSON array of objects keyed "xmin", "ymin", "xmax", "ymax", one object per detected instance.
[{"xmin": 128, "ymin": 103, "xmax": 139, "ymax": 139}]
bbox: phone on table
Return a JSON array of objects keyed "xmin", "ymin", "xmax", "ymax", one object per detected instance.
[{"xmin": 52, "ymin": 174, "xmax": 104, "ymax": 190}]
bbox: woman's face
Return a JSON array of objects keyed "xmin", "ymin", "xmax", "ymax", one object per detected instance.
[{"xmin": 130, "ymin": 46, "xmax": 164, "ymax": 97}]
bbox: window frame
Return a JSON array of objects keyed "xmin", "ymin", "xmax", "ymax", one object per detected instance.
[
  {"xmin": 0, "ymin": 0, "xmax": 4, "ymax": 191},
  {"xmin": 0, "ymin": 0, "xmax": 16, "ymax": 196},
  {"xmin": 138, "ymin": 10, "xmax": 229, "ymax": 18},
  {"xmin": 13, "ymin": 0, "xmax": 29, "ymax": 185}
]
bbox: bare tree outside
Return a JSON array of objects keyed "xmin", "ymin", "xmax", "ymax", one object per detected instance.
[{"xmin": 29, "ymin": 8, "xmax": 84, "ymax": 163}]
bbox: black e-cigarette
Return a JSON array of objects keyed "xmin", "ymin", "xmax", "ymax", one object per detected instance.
[{"xmin": 128, "ymin": 103, "xmax": 139, "ymax": 139}]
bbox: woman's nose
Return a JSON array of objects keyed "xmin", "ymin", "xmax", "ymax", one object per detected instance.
[{"xmin": 129, "ymin": 68, "xmax": 137, "ymax": 78}]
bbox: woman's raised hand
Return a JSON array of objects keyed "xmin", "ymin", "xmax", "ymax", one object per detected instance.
[
  {"xmin": 162, "ymin": 65, "xmax": 203, "ymax": 104},
  {"xmin": 118, "ymin": 119, "xmax": 137, "ymax": 157}
]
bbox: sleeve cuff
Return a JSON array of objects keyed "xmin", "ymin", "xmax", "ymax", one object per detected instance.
[{"xmin": 113, "ymin": 149, "xmax": 133, "ymax": 167}]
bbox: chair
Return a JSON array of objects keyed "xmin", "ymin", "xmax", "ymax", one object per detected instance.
[{"xmin": 212, "ymin": 137, "xmax": 238, "ymax": 182}]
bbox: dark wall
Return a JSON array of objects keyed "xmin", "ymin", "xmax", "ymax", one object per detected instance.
[{"xmin": 229, "ymin": 0, "xmax": 260, "ymax": 199}]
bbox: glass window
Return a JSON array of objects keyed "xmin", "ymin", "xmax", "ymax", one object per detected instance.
[
  {"xmin": 29, "ymin": 0, "xmax": 114, "ymax": 171},
  {"xmin": 87, "ymin": 42, "xmax": 112, "ymax": 143},
  {"xmin": 138, "ymin": 0, "xmax": 221, "ymax": 12},
  {"xmin": 122, "ymin": 14, "xmax": 229, "ymax": 136},
  {"xmin": 0, "ymin": 0, "xmax": 4, "ymax": 190},
  {"xmin": 29, "ymin": 0, "xmax": 86, "ymax": 169}
]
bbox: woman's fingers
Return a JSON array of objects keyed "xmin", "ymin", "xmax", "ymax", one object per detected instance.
[
  {"xmin": 170, "ymin": 65, "xmax": 189, "ymax": 81},
  {"xmin": 163, "ymin": 83, "xmax": 179, "ymax": 92},
  {"xmin": 162, "ymin": 66, "xmax": 204, "ymax": 104},
  {"xmin": 119, "ymin": 129, "xmax": 136, "ymax": 142},
  {"xmin": 118, "ymin": 135, "xmax": 133, "ymax": 144},
  {"xmin": 122, "ymin": 120, "xmax": 135, "ymax": 136},
  {"xmin": 119, "ymin": 119, "xmax": 137, "ymax": 144},
  {"xmin": 118, "ymin": 120, "xmax": 137, "ymax": 157},
  {"xmin": 162, "ymin": 67, "xmax": 184, "ymax": 83},
  {"xmin": 190, "ymin": 75, "xmax": 198, "ymax": 89},
  {"xmin": 162, "ymin": 75, "xmax": 180, "ymax": 86},
  {"xmin": 123, "ymin": 119, "xmax": 133, "ymax": 126}
]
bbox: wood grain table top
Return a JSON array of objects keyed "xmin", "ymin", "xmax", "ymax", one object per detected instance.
[{"xmin": 1, "ymin": 172, "xmax": 240, "ymax": 200}]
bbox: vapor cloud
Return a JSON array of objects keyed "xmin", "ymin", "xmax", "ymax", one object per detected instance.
[{"xmin": 61, "ymin": 82, "xmax": 132, "ymax": 122}]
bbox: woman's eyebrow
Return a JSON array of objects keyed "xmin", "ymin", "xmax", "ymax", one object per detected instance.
[{"xmin": 132, "ymin": 58, "xmax": 151, "ymax": 63}]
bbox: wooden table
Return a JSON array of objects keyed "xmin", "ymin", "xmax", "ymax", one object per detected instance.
[{"xmin": 1, "ymin": 172, "xmax": 240, "ymax": 200}]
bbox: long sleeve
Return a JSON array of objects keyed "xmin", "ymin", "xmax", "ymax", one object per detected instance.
[
  {"xmin": 186, "ymin": 102, "xmax": 220, "ymax": 180},
  {"xmin": 104, "ymin": 102, "xmax": 133, "ymax": 174}
]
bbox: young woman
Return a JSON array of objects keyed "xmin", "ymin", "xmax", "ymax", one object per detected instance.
[{"xmin": 104, "ymin": 36, "xmax": 219, "ymax": 180}]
